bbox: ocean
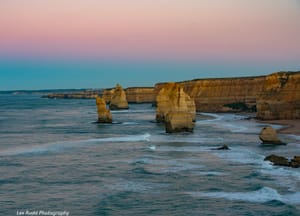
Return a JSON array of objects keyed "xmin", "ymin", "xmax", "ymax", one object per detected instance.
[{"xmin": 0, "ymin": 93, "xmax": 300, "ymax": 216}]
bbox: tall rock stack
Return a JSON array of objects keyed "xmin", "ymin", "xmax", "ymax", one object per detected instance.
[
  {"xmin": 256, "ymin": 72, "xmax": 300, "ymax": 120},
  {"xmin": 96, "ymin": 96, "xmax": 112, "ymax": 123},
  {"xmin": 156, "ymin": 83, "xmax": 196, "ymax": 133},
  {"xmin": 109, "ymin": 84, "xmax": 129, "ymax": 110}
]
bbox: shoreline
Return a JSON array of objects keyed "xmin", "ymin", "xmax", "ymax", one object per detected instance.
[{"xmin": 257, "ymin": 119, "xmax": 300, "ymax": 136}]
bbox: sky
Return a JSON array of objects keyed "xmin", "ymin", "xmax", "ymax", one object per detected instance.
[{"xmin": 0, "ymin": 0, "xmax": 300, "ymax": 90}]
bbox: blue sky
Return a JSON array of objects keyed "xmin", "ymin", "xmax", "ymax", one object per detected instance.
[{"xmin": 0, "ymin": 58, "xmax": 299, "ymax": 90}]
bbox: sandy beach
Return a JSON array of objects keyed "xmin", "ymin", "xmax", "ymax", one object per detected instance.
[{"xmin": 259, "ymin": 119, "xmax": 300, "ymax": 136}]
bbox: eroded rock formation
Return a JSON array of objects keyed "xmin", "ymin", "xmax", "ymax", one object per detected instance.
[
  {"xmin": 156, "ymin": 83, "xmax": 195, "ymax": 133},
  {"xmin": 264, "ymin": 155, "xmax": 300, "ymax": 168},
  {"xmin": 109, "ymin": 84, "xmax": 129, "ymax": 110},
  {"xmin": 256, "ymin": 72, "xmax": 300, "ymax": 120},
  {"xmin": 96, "ymin": 96, "xmax": 112, "ymax": 123},
  {"xmin": 259, "ymin": 126, "xmax": 284, "ymax": 145}
]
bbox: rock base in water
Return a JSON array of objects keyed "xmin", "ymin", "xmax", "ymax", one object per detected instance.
[
  {"xmin": 165, "ymin": 112, "xmax": 194, "ymax": 133},
  {"xmin": 259, "ymin": 126, "xmax": 285, "ymax": 145},
  {"xmin": 109, "ymin": 84, "xmax": 129, "ymax": 110},
  {"xmin": 96, "ymin": 96, "xmax": 112, "ymax": 123},
  {"xmin": 264, "ymin": 154, "xmax": 300, "ymax": 168}
]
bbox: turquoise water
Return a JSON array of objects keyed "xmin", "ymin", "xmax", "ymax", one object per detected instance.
[{"xmin": 0, "ymin": 94, "xmax": 300, "ymax": 215}]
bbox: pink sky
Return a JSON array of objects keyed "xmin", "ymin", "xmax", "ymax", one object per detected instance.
[{"xmin": 1, "ymin": 0, "xmax": 300, "ymax": 63}]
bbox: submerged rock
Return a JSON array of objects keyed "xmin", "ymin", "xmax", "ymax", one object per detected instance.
[
  {"xmin": 109, "ymin": 84, "xmax": 129, "ymax": 110},
  {"xmin": 96, "ymin": 96, "xmax": 112, "ymax": 123},
  {"xmin": 259, "ymin": 126, "xmax": 285, "ymax": 145}
]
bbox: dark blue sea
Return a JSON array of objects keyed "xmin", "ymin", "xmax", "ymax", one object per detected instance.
[{"xmin": 0, "ymin": 93, "xmax": 300, "ymax": 216}]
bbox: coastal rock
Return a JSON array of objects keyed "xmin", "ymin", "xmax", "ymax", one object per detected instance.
[
  {"xmin": 264, "ymin": 155, "xmax": 300, "ymax": 168},
  {"xmin": 156, "ymin": 82, "xmax": 196, "ymax": 123},
  {"xmin": 256, "ymin": 72, "xmax": 300, "ymax": 120},
  {"xmin": 165, "ymin": 111, "xmax": 194, "ymax": 133},
  {"xmin": 264, "ymin": 154, "xmax": 290, "ymax": 166},
  {"xmin": 259, "ymin": 126, "xmax": 284, "ymax": 145},
  {"xmin": 109, "ymin": 84, "xmax": 129, "ymax": 110},
  {"xmin": 43, "ymin": 89, "xmax": 102, "ymax": 99},
  {"xmin": 212, "ymin": 144, "xmax": 230, "ymax": 150},
  {"xmin": 96, "ymin": 96, "xmax": 112, "ymax": 123},
  {"xmin": 290, "ymin": 156, "xmax": 300, "ymax": 168}
]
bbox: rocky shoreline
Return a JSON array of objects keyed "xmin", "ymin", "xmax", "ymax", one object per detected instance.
[{"xmin": 42, "ymin": 71, "xmax": 300, "ymax": 121}]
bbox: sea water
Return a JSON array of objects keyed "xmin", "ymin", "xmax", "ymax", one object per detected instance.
[{"xmin": 0, "ymin": 93, "xmax": 300, "ymax": 216}]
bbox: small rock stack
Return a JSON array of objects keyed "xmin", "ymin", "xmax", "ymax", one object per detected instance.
[
  {"xmin": 95, "ymin": 96, "xmax": 112, "ymax": 123},
  {"xmin": 109, "ymin": 84, "xmax": 129, "ymax": 110}
]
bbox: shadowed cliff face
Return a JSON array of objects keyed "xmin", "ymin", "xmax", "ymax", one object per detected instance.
[{"xmin": 256, "ymin": 72, "xmax": 300, "ymax": 120}]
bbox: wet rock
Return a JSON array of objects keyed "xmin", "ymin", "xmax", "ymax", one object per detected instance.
[
  {"xmin": 264, "ymin": 154, "xmax": 290, "ymax": 166},
  {"xmin": 212, "ymin": 144, "xmax": 230, "ymax": 150},
  {"xmin": 290, "ymin": 156, "xmax": 300, "ymax": 168},
  {"xmin": 259, "ymin": 126, "xmax": 285, "ymax": 145}
]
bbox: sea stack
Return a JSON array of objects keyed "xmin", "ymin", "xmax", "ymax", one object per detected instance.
[
  {"xmin": 109, "ymin": 84, "xmax": 129, "ymax": 110},
  {"xmin": 96, "ymin": 96, "xmax": 112, "ymax": 123},
  {"xmin": 259, "ymin": 126, "xmax": 284, "ymax": 145},
  {"xmin": 156, "ymin": 82, "xmax": 196, "ymax": 133}
]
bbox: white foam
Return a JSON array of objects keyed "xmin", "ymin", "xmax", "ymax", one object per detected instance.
[
  {"xmin": 149, "ymin": 135, "xmax": 224, "ymax": 144},
  {"xmin": 122, "ymin": 122, "xmax": 139, "ymax": 125},
  {"xmin": 148, "ymin": 145, "xmax": 156, "ymax": 150},
  {"xmin": 192, "ymin": 171, "xmax": 226, "ymax": 176},
  {"xmin": 213, "ymin": 148, "xmax": 265, "ymax": 165},
  {"xmin": 260, "ymin": 163, "xmax": 300, "ymax": 191},
  {"xmin": 287, "ymin": 134, "xmax": 300, "ymax": 141},
  {"xmin": 0, "ymin": 133, "xmax": 151, "ymax": 156},
  {"xmin": 188, "ymin": 187, "xmax": 282, "ymax": 203},
  {"xmin": 88, "ymin": 133, "xmax": 151, "ymax": 142}
]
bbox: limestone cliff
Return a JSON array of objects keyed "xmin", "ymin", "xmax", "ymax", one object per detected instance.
[
  {"xmin": 256, "ymin": 72, "xmax": 300, "ymax": 120},
  {"xmin": 125, "ymin": 87, "xmax": 155, "ymax": 103},
  {"xmin": 156, "ymin": 76, "xmax": 265, "ymax": 112},
  {"xmin": 109, "ymin": 84, "xmax": 129, "ymax": 110},
  {"xmin": 96, "ymin": 96, "xmax": 112, "ymax": 123},
  {"xmin": 156, "ymin": 82, "xmax": 196, "ymax": 129}
]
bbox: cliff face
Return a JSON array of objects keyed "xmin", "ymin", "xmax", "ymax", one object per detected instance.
[
  {"xmin": 155, "ymin": 76, "xmax": 265, "ymax": 112},
  {"xmin": 102, "ymin": 87, "xmax": 155, "ymax": 104},
  {"xmin": 125, "ymin": 87, "xmax": 155, "ymax": 103},
  {"xmin": 256, "ymin": 72, "xmax": 300, "ymax": 120}
]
